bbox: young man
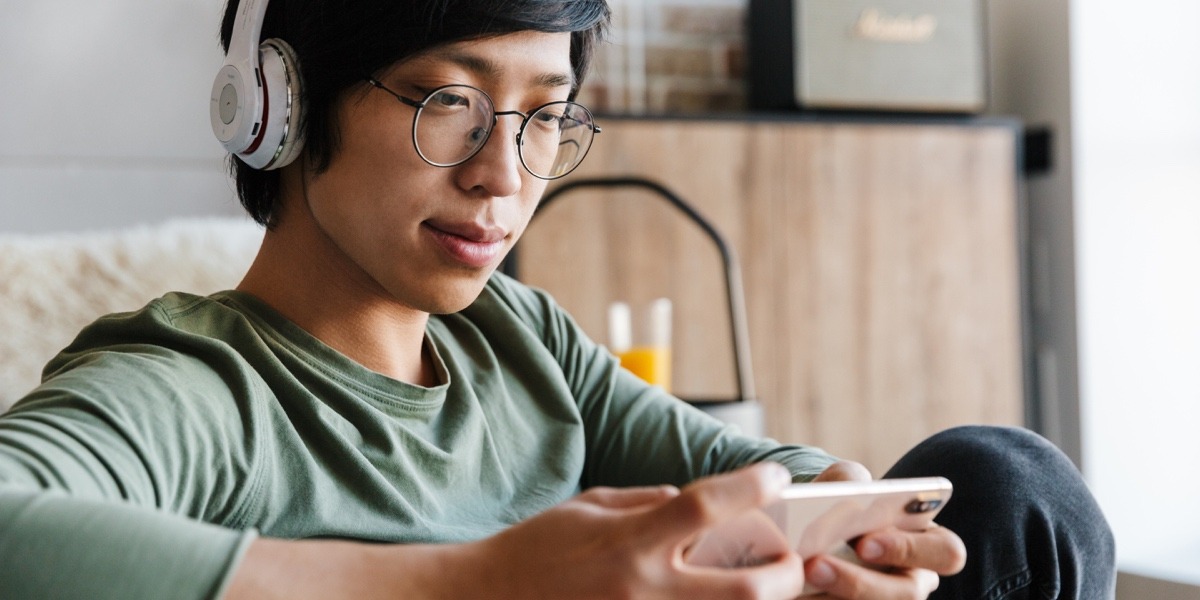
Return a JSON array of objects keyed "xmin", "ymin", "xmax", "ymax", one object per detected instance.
[{"xmin": 0, "ymin": 0, "xmax": 1114, "ymax": 598}]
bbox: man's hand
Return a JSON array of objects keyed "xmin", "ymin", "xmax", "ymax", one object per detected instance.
[
  {"xmin": 225, "ymin": 464, "xmax": 802, "ymax": 600},
  {"xmin": 468, "ymin": 462, "xmax": 806, "ymax": 600},
  {"xmin": 802, "ymin": 461, "xmax": 968, "ymax": 599}
]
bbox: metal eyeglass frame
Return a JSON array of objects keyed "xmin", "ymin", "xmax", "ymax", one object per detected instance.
[{"xmin": 365, "ymin": 78, "xmax": 601, "ymax": 181}]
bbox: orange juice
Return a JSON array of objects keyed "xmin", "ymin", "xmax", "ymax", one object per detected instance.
[{"xmin": 618, "ymin": 345, "xmax": 672, "ymax": 391}]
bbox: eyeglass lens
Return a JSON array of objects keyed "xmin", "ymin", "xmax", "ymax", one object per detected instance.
[{"xmin": 412, "ymin": 86, "xmax": 596, "ymax": 180}]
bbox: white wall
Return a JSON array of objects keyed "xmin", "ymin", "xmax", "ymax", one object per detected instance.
[
  {"xmin": 986, "ymin": 0, "xmax": 1082, "ymax": 468},
  {"xmin": 1072, "ymin": 0, "xmax": 1200, "ymax": 584},
  {"xmin": 0, "ymin": 0, "xmax": 241, "ymax": 234},
  {"xmin": 948, "ymin": 0, "xmax": 1200, "ymax": 586}
]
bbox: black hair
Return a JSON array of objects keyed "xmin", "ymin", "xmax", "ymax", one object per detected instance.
[{"xmin": 219, "ymin": 0, "xmax": 610, "ymax": 226}]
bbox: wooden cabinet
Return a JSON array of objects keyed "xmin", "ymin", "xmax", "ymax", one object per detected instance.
[{"xmin": 515, "ymin": 117, "xmax": 1026, "ymax": 475}]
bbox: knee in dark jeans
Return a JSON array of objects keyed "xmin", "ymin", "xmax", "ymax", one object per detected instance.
[
  {"xmin": 886, "ymin": 426, "xmax": 1116, "ymax": 599},
  {"xmin": 885, "ymin": 425, "xmax": 1073, "ymax": 489}
]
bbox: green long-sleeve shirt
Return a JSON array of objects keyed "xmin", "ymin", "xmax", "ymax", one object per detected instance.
[{"xmin": 0, "ymin": 273, "xmax": 836, "ymax": 599}]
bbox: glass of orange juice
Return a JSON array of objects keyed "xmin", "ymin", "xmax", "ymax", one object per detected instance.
[{"xmin": 608, "ymin": 298, "xmax": 672, "ymax": 391}]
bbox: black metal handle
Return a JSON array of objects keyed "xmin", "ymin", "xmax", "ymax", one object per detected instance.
[{"xmin": 503, "ymin": 176, "xmax": 756, "ymax": 404}]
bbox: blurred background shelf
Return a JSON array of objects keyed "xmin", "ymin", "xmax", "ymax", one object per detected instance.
[{"xmin": 516, "ymin": 115, "xmax": 1027, "ymax": 475}]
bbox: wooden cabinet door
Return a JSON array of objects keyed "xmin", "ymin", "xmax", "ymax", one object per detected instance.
[{"xmin": 516, "ymin": 118, "xmax": 1024, "ymax": 475}]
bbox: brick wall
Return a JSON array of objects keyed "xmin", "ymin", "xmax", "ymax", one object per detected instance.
[{"xmin": 578, "ymin": 0, "xmax": 748, "ymax": 114}]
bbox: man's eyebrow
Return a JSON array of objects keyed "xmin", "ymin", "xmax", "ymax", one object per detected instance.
[
  {"xmin": 534, "ymin": 71, "xmax": 576, "ymax": 89},
  {"xmin": 430, "ymin": 48, "xmax": 576, "ymax": 90}
]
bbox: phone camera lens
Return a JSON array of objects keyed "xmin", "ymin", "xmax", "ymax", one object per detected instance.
[{"xmin": 905, "ymin": 499, "xmax": 943, "ymax": 514}]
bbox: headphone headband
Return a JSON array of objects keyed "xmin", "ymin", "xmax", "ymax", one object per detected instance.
[{"xmin": 228, "ymin": 0, "xmax": 269, "ymax": 64}]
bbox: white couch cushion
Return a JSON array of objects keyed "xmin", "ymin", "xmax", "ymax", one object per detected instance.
[{"xmin": 0, "ymin": 218, "xmax": 263, "ymax": 412}]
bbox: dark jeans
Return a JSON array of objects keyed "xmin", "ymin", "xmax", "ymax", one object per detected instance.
[{"xmin": 884, "ymin": 426, "xmax": 1116, "ymax": 600}]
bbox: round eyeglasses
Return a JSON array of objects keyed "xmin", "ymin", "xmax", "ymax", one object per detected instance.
[{"xmin": 366, "ymin": 79, "xmax": 601, "ymax": 180}]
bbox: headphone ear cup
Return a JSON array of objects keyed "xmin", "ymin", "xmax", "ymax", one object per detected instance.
[
  {"xmin": 238, "ymin": 38, "xmax": 305, "ymax": 170},
  {"xmin": 266, "ymin": 39, "xmax": 306, "ymax": 170},
  {"xmin": 210, "ymin": 61, "xmax": 262, "ymax": 155}
]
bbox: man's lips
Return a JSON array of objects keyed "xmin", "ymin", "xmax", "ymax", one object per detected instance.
[
  {"xmin": 423, "ymin": 221, "xmax": 508, "ymax": 268},
  {"xmin": 426, "ymin": 220, "xmax": 507, "ymax": 244}
]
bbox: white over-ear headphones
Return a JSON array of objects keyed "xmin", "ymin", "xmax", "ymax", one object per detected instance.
[{"xmin": 210, "ymin": 0, "xmax": 305, "ymax": 170}]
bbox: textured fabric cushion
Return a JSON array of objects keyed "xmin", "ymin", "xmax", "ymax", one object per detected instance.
[{"xmin": 0, "ymin": 218, "xmax": 262, "ymax": 412}]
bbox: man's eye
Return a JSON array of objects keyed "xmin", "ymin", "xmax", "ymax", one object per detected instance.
[
  {"xmin": 532, "ymin": 110, "xmax": 567, "ymax": 129},
  {"xmin": 430, "ymin": 91, "xmax": 470, "ymax": 108}
]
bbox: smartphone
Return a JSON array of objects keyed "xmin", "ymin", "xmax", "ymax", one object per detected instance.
[{"xmin": 684, "ymin": 476, "xmax": 953, "ymax": 574}]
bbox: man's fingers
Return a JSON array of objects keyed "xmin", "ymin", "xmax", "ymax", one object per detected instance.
[
  {"xmin": 677, "ymin": 551, "xmax": 806, "ymax": 600},
  {"xmin": 577, "ymin": 485, "xmax": 681, "ymax": 510},
  {"xmin": 805, "ymin": 555, "xmax": 940, "ymax": 600},
  {"xmin": 812, "ymin": 460, "xmax": 873, "ymax": 483},
  {"xmin": 650, "ymin": 463, "xmax": 793, "ymax": 542},
  {"xmin": 855, "ymin": 526, "xmax": 967, "ymax": 575}
]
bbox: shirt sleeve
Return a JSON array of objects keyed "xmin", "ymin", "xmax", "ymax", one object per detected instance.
[
  {"xmin": 0, "ymin": 395, "xmax": 257, "ymax": 600},
  {"xmin": 0, "ymin": 309, "xmax": 263, "ymax": 600},
  {"xmin": 486, "ymin": 273, "xmax": 839, "ymax": 488},
  {"xmin": 0, "ymin": 490, "xmax": 255, "ymax": 600}
]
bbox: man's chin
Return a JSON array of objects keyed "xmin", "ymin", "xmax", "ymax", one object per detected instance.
[{"xmin": 421, "ymin": 278, "xmax": 491, "ymax": 315}]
